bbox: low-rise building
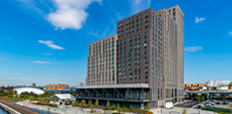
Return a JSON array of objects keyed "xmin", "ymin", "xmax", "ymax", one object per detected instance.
[
  {"xmin": 44, "ymin": 84, "xmax": 75, "ymax": 93},
  {"xmin": 206, "ymin": 80, "xmax": 230, "ymax": 87},
  {"xmin": 184, "ymin": 83, "xmax": 206, "ymax": 87}
]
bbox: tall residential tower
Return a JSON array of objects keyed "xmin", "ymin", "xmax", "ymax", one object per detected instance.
[
  {"xmin": 116, "ymin": 5, "xmax": 184, "ymax": 104},
  {"xmin": 87, "ymin": 35, "xmax": 118, "ymax": 86},
  {"xmin": 82, "ymin": 5, "xmax": 184, "ymax": 108}
]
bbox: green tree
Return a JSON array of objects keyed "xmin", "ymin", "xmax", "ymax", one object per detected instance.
[
  {"xmin": 106, "ymin": 100, "xmax": 110, "ymax": 107},
  {"xmin": 123, "ymin": 106, "xmax": 127, "ymax": 112},
  {"xmin": 228, "ymin": 82, "xmax": 232, "ymax": 87},
  {"xmin": 81, "ymin": 99, "xmax": 86, "ymax": 105},
  {"xmin": 112, "ymin": 104, "xmax": 117, "ymax": 110},
  {"xmin": 197, "ymin": 97, "xmax": 201, "ymax": 103},
  {"xmin": 72, "ymin": 99, "xmax": 76, "ymax": 104},
  {"xmin": 129, "ymin": 105, "xmax": 133, "ymax": 112},
  {"xmin": 117, "ymin": 104, "xmax": 121, "ymax": 114},
  {"xmin": 95, "ymin": 99, "xmax": 99, "ymax": 106},
  {"xmin": 88, "ymin": 100, "xmax": 92, "ymax": 107},
  {"xmin": 182, "ymin": 108, "xmax": 187, "ymax": 114},
  {"xmin": 146, "ymin": 102, "xmax": 151, "ymax": 110}
]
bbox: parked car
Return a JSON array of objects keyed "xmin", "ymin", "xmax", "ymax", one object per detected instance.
[
  {"xmin": 205, "ymin": 101, "xmax": 215, "ymax": 106},
  {"xmin": 216, "ymin": 101, "xmax": 221, "ymax": 104},
  {"xmin": 222, "ymin": 101, "xmax": 228, "ymax": 105}
]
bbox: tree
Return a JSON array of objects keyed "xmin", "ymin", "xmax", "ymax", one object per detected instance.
[
  {"xmin": 228, "ymin": 82, "xmax": 232, "ymax": 87},
  {"xmin": 129, "ymin": 105, "xmax": 133, "ymax": 112},
  {"xmin": 95, "ymin": 99, "xmax": 99, "ymax": 106},
  {"xmin": 117, "ymin": 104, "xmax": 121, "ymax": 114},
  {"xmin": 106, "ymin": 100, "xmax": 110, "ymax": 107},
  {"xmin": 146, "ymin": 102, "xmax": 151, "ymax": 110},
  {"xmin": 81, "ymin": 99, "xmax": 86, "ymax": 105},
  {"xmin": 123, "ymin": 106, "xmax": 127, "ymax": 112},
  {"xmin": 72, "ymin": 100, "xmax": 76, "ymax": 104},
  {"xmin": 112, "ymin": 104, "xmax": 117, "ymax": 110},
  {"xmin": 182, "ymin": 108, "xmax": 187, "ymax": 114},
  {"xmin": 88, "ymin": 100, "xmax": 92, "ymax": 107}
]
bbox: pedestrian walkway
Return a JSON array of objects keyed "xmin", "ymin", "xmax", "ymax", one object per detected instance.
[{"xmin": 150, "ymin": 107, "xmax": 216, "ymax": 114}]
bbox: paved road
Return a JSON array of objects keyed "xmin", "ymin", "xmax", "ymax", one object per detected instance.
[{"xmin": 175, "ymin": 101, "xmax": 198, "ymax": 108}]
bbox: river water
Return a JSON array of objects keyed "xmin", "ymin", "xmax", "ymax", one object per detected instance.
[
  {"xmin": 0, "ymin": 102, "xmax": 57, "ymax": 114},
  {"xmin": 0, "ymin": 108, "xmax": 8, "ymax": 114}
]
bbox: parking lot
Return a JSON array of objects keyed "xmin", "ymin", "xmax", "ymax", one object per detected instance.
[{"xmin": 175, "ymin": 101, "xmax": 198, "ymax": 108}]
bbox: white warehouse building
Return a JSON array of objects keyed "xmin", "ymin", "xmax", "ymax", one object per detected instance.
[
  {"xmin": 206, "ymin": 80, "xmax": 230, "ymax": 87},
  {"xmin": 13, "ymin": 87, "xmax": 45, "ymax": 95}
]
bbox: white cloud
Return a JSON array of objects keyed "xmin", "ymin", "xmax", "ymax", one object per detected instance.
[
  {"xmin": 229, "ymin": 32, "xmax": 232, "ymax": 36},
  {"xmin": 184, "ymin": 46, "xmax": 203, "ymax": 52},
  {"xmin": 47, "ymin": 0, "xmax": 102, "ymax": 30},
  {"xmin": 195, "ymin": 17, "xmax": 206, "ymax": 23},
  {"xmin": 38, "ymin": 40, "xmax": 64, "ymax": 50},
  {"xmin": 43, "ymin": 53, "xmax": 53, "ymax": 56},
  {"xmin": 129, "ymin": 0, "xmax": 151, "ymax": 14},
  {"xmin": 32, "ymin": 61, "xmax": 50, "ymax": 64},
  {"xmin": 0, "ymin": 58, "xmax": 5, "ymax": 61}
]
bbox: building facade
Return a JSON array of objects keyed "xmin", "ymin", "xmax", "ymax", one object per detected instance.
[
  {"xmin": 83, "ymin": 5, "xmax": 184, "ymax": 108},
  {"xmin": 206, "ymin": 80, "xmax": 231, "ymax": 87},
  {"xmin": 184, "ymin": 83, "xmax": 206, "ymax": 87},
  {"xmin": 44, "ymin": 84, "xmax": 74, "ymax": 93},
  {"xmin": 86, "ymin": 35, "xmax": 118, "ymax": 86},
  {"xmin": 116, "ymin": 5, "xmax": 184, "ymax": 105}
]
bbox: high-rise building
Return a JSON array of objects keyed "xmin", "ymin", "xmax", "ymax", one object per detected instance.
[
  {"xmin": 82, "ymin": 5, "xmax": 184, "ymax": 108},
  {"xmin": 116, "ymin": 5, "xmax": 184, "ymax": 104},
  {"xmin": 86, "ymin": 35, "xmax": 118, "ymax": 86},
  {"xmin": 32, "ymin": 82, "xmax": 36, "ymax": 87}
]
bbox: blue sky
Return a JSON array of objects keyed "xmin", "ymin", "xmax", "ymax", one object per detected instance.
[{"xmin": 0, "ymin": 0, "xmax": 232, "ymax": 86}]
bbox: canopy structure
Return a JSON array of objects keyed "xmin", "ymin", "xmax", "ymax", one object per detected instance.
[
  {"xmin": 49, "ymin": 94, "xmax": 75, "ymax": 101},
  {"xmin": 13, "ymin": 87, "xmax": 44, "ymax": 95}
]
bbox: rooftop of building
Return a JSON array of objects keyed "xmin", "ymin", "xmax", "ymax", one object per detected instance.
[
  {"xmin": 88, "ymin": 34, "xmax": 117, "ymax": 45},
  {"xmin": 75, "ymin": 83, "xmax": 149, "ymax": 89},
  {"xmin": 117, "ymin": 5, "xmax": 183, "ymax": 23}
]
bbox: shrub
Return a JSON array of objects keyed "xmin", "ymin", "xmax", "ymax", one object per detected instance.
[
  {"xmin": 91, "ymin": 109, "xmax": 94, "ymax": 113},
  {"xmin": 104, "ymin": 107, "xmax": 109, "ymax": 110},
  {"xmin": 81, "ymin": 99, "xmax": 86, "ymax": 105},
  {"xmin": 182, "ymin": 108, "xmax": 187, "ymax": 114}
]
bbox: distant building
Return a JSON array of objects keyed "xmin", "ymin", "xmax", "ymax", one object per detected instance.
[
  {"xmin": 44, "ymin": 84, "xmax": 74, "ymax": 93},
  {"xmin": 32, "ymin": 83, "xmax": 36, "ymax": 87},
  {"xmin": 184, "ymin": 83, "xmax": 206, "ymax": 87},
  {"xmin": 80, "ymin": 82, "xmax": 84, "ymax": 86},
  {"xmin": 206, "ymin": 80, "xmax": 231, "ymax": 87}
]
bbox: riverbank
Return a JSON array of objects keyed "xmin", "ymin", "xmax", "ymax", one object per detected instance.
[
  {"xmin": 17, "ymin": 102, "xmax": 88, "ymax": 114},
  {"xmin": 0, "ymin": 99, "xmax": 37, "ymax": 114}
]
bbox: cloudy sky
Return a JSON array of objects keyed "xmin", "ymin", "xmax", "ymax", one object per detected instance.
[{"xmin": 0, "ymin": 0, "xmax": 232, "ymax": 86}]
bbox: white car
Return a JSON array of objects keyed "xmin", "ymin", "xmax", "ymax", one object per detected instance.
[{"xmin": 164, "ymin": 102, "xmax": 173, "ymax": 109}]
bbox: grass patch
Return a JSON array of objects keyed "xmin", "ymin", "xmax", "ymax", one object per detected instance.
[{"xmin": 202, "ymin": 106, "xmax": 231, "ymax": 114}]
